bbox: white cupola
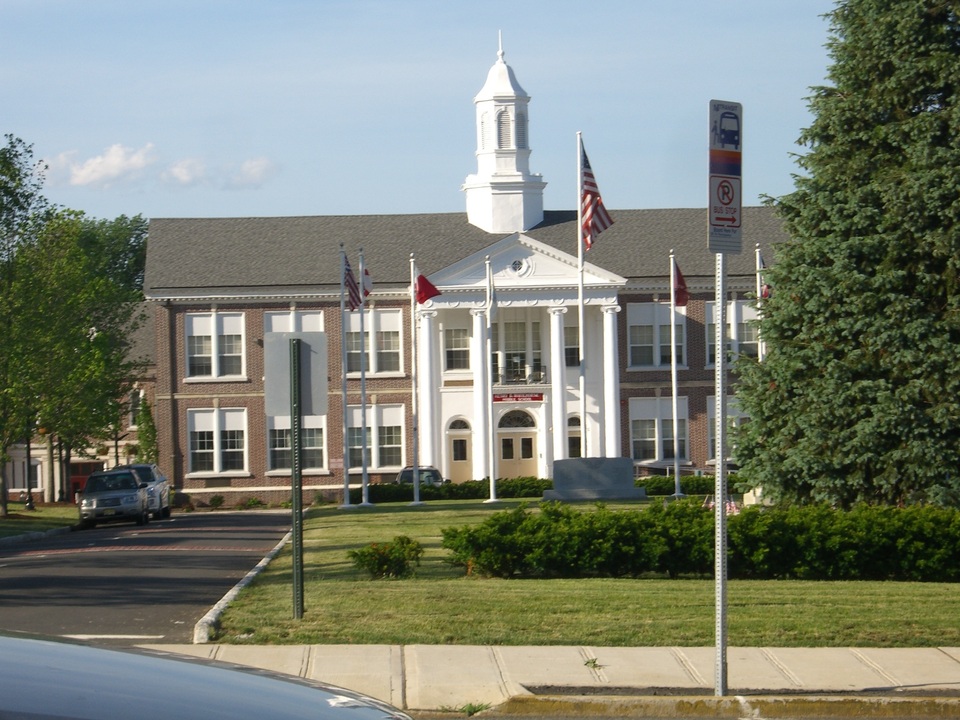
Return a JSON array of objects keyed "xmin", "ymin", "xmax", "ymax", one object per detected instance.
[{"xmin": 462, "ymin": 37, "xmax": 546, "ymax": 234}]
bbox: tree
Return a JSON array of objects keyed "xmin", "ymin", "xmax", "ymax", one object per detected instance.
[
  {"xmin": 135, "ymin": 398, "xmax": 159, "ymax": 465},
  {"xmin": 0, "ymin": 135, "xmax": 49, "ymax": 516},
  {"xmin": 733, "ymin": 1, "xmax": 960, "ymax": 507},
  {"xmin": 12, "ymin": 211, "xmax": 146, "ymax": 497}
]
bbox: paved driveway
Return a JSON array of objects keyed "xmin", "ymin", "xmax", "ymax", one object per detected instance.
[{"xmin": 0, "ymin": 510, "xmax": 290, "ymax": 645}]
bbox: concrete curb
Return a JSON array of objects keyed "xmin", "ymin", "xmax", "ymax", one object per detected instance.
[
  {"xmin": 0, "ymin": 525, "xmax": 74, "ymax": 545},
  {"xmin": 192, "ymin": 530, "xmax": 292, "ymax": 643},
  {"xmin": 488, "ymin": 693, "xmax": 960, "ymax": 718}
]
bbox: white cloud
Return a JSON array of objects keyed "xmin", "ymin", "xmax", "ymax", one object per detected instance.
[
  {"xmin": 162, "ymin": 158, "xmax": 207, "ymax": 186},
  {"xmin": 225, "ymin": 157, "xmax": 277, "ymax": 189},
  {"xmin": 69, "ymin": 143, "xmax": 156, "ymax": 187}
]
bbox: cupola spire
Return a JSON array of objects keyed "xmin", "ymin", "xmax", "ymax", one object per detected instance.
[{"xmin": 462, "ymin": 35, "xmax": 545, "ymax": 234}]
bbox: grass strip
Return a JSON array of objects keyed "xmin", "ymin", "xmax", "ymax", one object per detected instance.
[{"xmin": 218, "ymin": 500, "xmax": 960, "ymax": 647}]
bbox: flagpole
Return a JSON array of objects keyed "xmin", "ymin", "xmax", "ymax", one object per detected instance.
[
  {"xmin": 670, "ymin": 251, "xmax": 682, "ymax": 498},
  {"xmin": 756, "ymin": 243, "xmax": 766, "ymax": 362},
  {"xmin": 409, "ymin": 254, "xmax": 422, "ymax": 505},
  {"xmin": 576, "ymin": 131, "xmax": 588, "ymax": 457},
  {"xmin": 485, "ymin": 255, "xmax": 498, "ymax": 502},
  {"xmin": 358, "ymin": 248, "xmax": 371, "ymax": 506},
  {"xmin": 339, "ymin": 245, "xmax": 352, "ymax": 507}
]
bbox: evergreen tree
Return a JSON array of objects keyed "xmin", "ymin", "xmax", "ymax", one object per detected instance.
[
  {"xmin": 135, "ymin": 398, "xmax": 159, "ymax": 465},
  {"xmin": 734, "ymin": 1, "xmax": 960, "ymax": 507}
]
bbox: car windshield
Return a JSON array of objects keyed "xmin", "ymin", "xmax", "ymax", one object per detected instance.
[{"xmin": 86, "ymin": 473, "xmax": 138, "ymax": 493}]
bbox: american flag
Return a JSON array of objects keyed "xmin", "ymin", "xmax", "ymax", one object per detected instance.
[
  {"xmin": 580, "ymin": 146, "xmax": 613, "ymax": 250},
  {"xmin": 344, "ymin": 256, "xmax": 362, "ymax": 311}
]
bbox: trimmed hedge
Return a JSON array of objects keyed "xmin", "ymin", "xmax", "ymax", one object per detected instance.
[
  {"xmin": 348, "ymin": 477, "xmax": 552, "ymax": 504},
  {"xmin": 638, "ymin": 474, "xmax": 739, "ymax": 496},
  {"xmin": 441, "ymin": 501, "xmax": 960, "ymax": 581}
]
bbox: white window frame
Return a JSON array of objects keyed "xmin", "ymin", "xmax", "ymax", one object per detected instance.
[
  {"xmin": 346, "ymin": 404, "xmax": 405, "ymax": 472},
  {"xmin": 344, "ymin": 308, "xmax": 403, "ymax": 377},
  {"xmin": 626, "ymin": 302, "xmax": 686, "ymax": 370},
  {"xmin": 443, "ymin": 326, "xmax": 471, "ymax": 372},
  {"xmin": 628, "ymin": 397, "xmax": 689, "ymax": 466},
  {"xmin": 185, "ymin": 312, "xmax": 247, "ymax": 381},
  {"xmin": 187, "ymin": 408, "xmax": 248, "ymax": 476},
  {"xmin": 266, "ymin": 415, "xmax": 328, "ymax": 474},
  {"xmin": 263, "ymin": 309, "xmax": 325, "ymax": 334},
  {"xmin": 705, "ymin": 300, "xmax": 759, "ymax": 367},
  {"xmin": 128, "ymin": 388, "xmax": 143, "ymax": 429}
]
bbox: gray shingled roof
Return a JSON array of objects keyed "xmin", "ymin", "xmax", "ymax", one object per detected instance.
[{"xmin": 144, "ymin": 207, "xmax": 787, "ymax": 297}]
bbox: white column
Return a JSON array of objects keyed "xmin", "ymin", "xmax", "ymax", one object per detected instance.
[
  {"xmin": 419, "ymin": 310, "xmax": 438, "ymax": 467},
  {"xmin": 548, "ymin": 307, "xmax": 567, "ymax": 467},
  {"xmin": 470, "ymin": 309, "xmax": 490, "ymax": 480},
  {"xmin": 602, "ymin": 304, "xmax": 622, "ymax": 458}
]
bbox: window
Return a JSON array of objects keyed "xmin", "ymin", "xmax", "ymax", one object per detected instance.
[
  {"xmin": 444, "ymin": 328, "xmax": 470, "ymax": 371},
  {"xmin": 628, "ymin": 398, "xmax": 688, "ymax": 464},
  {"xmin": 706, "ymin": 301, "xmax": 758, "ymax": 366},
  {"xmin": 268, "ymin": 417, "xmax": 326, "ymax": 471},
  {"xmin": 568, "ymin": 416, "xmax": 582, "ymax": 459},
  {"xmin": 496, "ymin": 109, "xmax": 512, "ymax": 148},
  {"xmin": 185, "ymin": 312, "xmax": 245, "ymax": 379},
  {"xmin": 187, "ymin": 408, "xmax": 247, "ymax": 474},
  {"xmin": 627, "ymin": 303, "xmax": 685, "ymax": 368},
  {"xmin": 344, "ymin": 309, "xmax": 402, "ymax": 375},
  {"xmin": 453, "ymin": 438, "xmax": 468, "ymax": 462},
  {"xmin": 264, "ymin": 310, "xmax": 324, "ymax": 334},
  {"xmin": 128, "ymin": 389, "xmax": 142, "ymax": 428},
  {"xmin": 516, "ymin": 112, "xmax": 528, "ymax": 149},
  {"xmin": 346, "ymin": 404, "xmax": 404, "ymax": 470},
  {"xmin": 489, "ymin": 318, "xmax": 543, "ymax": 382},
  {"xmin": 564, "ymin": 325, "xmax": 580, "ymax": 367}
]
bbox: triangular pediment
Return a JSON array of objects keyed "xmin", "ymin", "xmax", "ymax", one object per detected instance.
[{"xmin": 424, "ymin": 233, "xmax": 625, "ymax": 308}]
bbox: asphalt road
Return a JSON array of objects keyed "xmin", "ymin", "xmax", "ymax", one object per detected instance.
[{"xmin": 0, "ymin": 510, "xmax": 291, "ymax": 645}]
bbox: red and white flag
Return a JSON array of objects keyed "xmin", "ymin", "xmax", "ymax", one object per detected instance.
[
  {"xmin": 580, "ymin": 144, "xmax": 614, "ymax": 251},
  {"xmin": 673, "ymin": 259, "xmax": 689, "ymax": 307}
]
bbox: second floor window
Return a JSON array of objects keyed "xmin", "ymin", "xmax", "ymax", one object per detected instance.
[
  {"xmin": 185, "ymin": 312, "xmax": 245, "ymax": 379},
  {"xmin": 344, "ymin": 309, "xmax": 402, "ymax": 375},
  {"xmin": 627, "ymin": 303, "xmax": 685, "ymax": 369},
  {"xmin": 444, "ymin": 328, "xmax": 470, "ymax": 371}
]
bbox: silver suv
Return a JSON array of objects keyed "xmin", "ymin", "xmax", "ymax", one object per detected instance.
[
  {"xmin": 78, "ymin": 469, "xmax": 149, "ymax": 528},
  {"xmin": 115, "ymin": 463, "xmax": 171, "ymax": 519},
  {"xmin": 394, "ymin": 466, "xmax": 446, "ymax": 487}
]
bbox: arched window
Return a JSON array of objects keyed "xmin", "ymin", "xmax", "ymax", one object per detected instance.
[
  {"xmin": 567, "ymin": 415, "xmax": 582, "ymax": 458},
  {"xmin": 516, "ymin": 112, "xmax": 528, "ymax": 149},
  {"xmin": 480, "ymin": 112, "xmax": 492, "ymax": 151},
  {"xmin": 496, "ymin": 109, "xmax": 512, "ymax": 149},
  {"xmin": 499, "ymin": 410, "xmax": 535, "ymax": 429},
  {"xmin": 449, "ymin": 419, "xmax": 470, "ymax": 431}
]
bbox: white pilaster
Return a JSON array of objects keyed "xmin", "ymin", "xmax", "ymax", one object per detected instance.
[
  {"xmin": 548, "ymin": 306, "xmax": 567, "ymax": 466},
  {"xmin": 418, "ymin": 310, "xmax": 439, "ymax": 467},
  {"xmin": 602, "ymin": 304, "xmax": 622, "ymax": 458}
]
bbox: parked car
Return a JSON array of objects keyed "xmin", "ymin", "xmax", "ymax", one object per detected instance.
[
  {"xmin": 78, "ymin": 469, "xmax": 149, "ymax": 528},
  {"xmin": 394, "ymin": 466, "xmax": 447, "ymax": 487},
  {"xmin": 115, "ymin": 463, "xmax": 171, "ymax": 519},
  {"xmin": 0, "ymin": 633, "xmax": 412, "ymax": 720}
]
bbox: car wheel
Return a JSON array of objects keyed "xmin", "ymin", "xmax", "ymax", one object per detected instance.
[{"xmin": 136, "ymin": 510, "xmax": 146, "ymax": 526}]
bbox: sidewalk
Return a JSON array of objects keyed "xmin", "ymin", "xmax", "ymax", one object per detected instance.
[{"xmin": 143, "ymin": 642, "xmax": 960, "ymax": 715}]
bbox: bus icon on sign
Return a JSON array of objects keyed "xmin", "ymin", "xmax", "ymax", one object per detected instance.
[{"xmin": 717, "ymin": 111, "xmax": 739, "ymax": 150}]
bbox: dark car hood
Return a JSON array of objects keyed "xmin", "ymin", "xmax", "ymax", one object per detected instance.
[{"xmin": 0, "ymin": 634, "xmax": 411, "ymax": 720}]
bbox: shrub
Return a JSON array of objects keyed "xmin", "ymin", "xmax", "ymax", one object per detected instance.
[
  {"xmin": 208, "ymin": 495, "xmax": 225, "ymax": 509},
  {"xmin": 348, "ymin": 535, "xmax": 424, "ymax": 579},
  {"xmin": 638, "ymin": 474, "xmax": 739, "ymax": 496}
]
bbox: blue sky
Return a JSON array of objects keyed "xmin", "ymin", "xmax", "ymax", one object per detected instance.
[{"xmin": 3, "ymin": 0, "xmax": 835, "ymax": 220}]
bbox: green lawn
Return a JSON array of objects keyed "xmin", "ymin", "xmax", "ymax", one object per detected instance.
[
  {"xmin": 0, "ymin": 501, "xmax": 78, "ymax": 537},
  {"xmin": 216, "ymin": 500, "xmax": 960, "ymax": 647}
]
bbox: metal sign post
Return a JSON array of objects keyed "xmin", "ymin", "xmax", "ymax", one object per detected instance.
[
  {"xmin": 709, "ymin": 99, "xmax": 742, "ymax": 697},
  {"xmin": 264, "ymin": 332, "xmax": 328, "ymax": 621},
  {"xmin": 289, "ymin": 338, "xmax": 304, "ymax": 619}
]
